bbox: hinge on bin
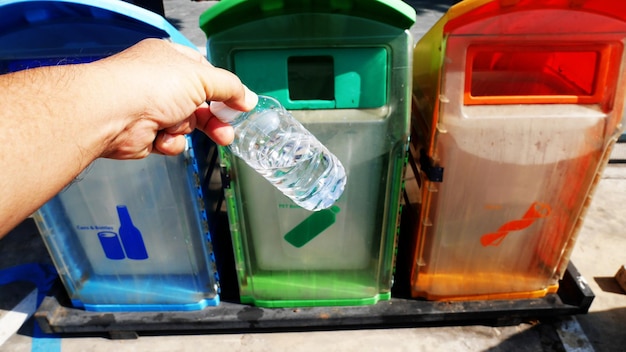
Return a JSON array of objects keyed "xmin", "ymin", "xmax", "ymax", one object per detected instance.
[
  {"xmin": 220, "ymin": 166, "xmax": 231, "ymax": 189},
  {"xmin": 419, "ymin": 149, "xmax": 444, "ymax": 182}
]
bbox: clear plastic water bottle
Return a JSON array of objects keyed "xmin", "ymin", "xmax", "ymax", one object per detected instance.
[{"xmin": 210, "ymin": 94, "xmax": 346, "ymax": 211}]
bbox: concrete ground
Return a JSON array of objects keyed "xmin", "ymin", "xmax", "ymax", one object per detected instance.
[{"xmin": 1, "ymin": 1, "xmax": 625, "ymax": 351}]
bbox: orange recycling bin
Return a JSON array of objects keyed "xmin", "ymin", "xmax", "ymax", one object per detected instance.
[{"xmin": 407, "ymin": 0, "xmax": 626, "ymax": 301}]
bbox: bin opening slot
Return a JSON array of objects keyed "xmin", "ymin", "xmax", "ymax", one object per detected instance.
[
  {"xmin": 288, "ymin": 55, "xmax": 335, "ymax": 101},
  {"xmin": 464, "ymin": 45, "xmax": 612, "ymax": 105}
]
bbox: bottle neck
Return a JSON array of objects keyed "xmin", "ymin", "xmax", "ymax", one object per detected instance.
[
  {"xmin": 116, "ymin": 206, "xmax": 134, "ymax": 226},
  {"xmin": 228, "ymin": 112, "xmax": 248, "ymax": 127}
]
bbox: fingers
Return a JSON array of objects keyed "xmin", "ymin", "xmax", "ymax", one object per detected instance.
[
  {"xmin": 143, "ymin": 40, "xmax": 247, "ymax": 147},
  {"xmin": 154, "ymin": 114, "xmax": 234, "ymax": 156},
  {"xmin": 198, "ymin": 67, "xmax": 257, "ymax": 112},
  {"xmin": 169, "ymin": 41, "xmax": 256, "ymax": 113},
  {"xmin": 154, "ymin": 114, "xmax": 195, "ymax": 155},
  {"xmin": 153, "ymin": 99, "xmax": 234, "ymax": 156},
  {"xmin": 195, "ymin": 103, "xmax": 234, "ymax": 146},
  {"xmin": 153, "ymin": 132, "xmax": 188, "ymax": 156},
  {"xmin": 205, "ymin": 117, "xmax": 235, "ymax": 146},
  {"xmin": 100, "ymin": 39, "xmax": 249, "ymax": 158},
  {"xmin": 164, "ymin": 115, "xmax": 196, "ymax": 135}
]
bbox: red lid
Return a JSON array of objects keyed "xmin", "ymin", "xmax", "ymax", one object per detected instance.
[{"xmin": 444, "ymin": 0, "xmax": 626, "ymax": 35}]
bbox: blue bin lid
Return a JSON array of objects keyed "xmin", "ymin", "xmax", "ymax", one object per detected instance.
[{"xmin": 0, "ymin": 0, "xmax": 195, "ymax": 58}]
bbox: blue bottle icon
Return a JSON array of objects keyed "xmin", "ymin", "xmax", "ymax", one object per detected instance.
[{"xmin": 116, "ymin": 205, "xmax": 148, "ymax": 260}]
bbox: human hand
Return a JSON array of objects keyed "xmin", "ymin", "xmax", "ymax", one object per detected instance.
[
  {"xmin": 92, "ymin": 38, "xmax": 256, "ymax": 159},
  {"xmin": 0, "ymin": 38, "xmax": 257, "ymax": 236}
]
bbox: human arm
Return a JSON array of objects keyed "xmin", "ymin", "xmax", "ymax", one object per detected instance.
[{"xmin": 0, "ymin": 39, "xmax": 255, "ymax": 237}]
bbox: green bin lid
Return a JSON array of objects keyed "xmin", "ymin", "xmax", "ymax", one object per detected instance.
[{"xmin": 200, "ymin": 0, "xmax": 416, "ymax": 36}]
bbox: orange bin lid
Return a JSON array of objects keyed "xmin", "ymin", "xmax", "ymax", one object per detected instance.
[
  {"xmin": 443, "ymin": 0, "xmax": 626, "ymax": 35},
  {"xmin": 435, "ymin": 0, "xmax": 626, "ymax": 108}
]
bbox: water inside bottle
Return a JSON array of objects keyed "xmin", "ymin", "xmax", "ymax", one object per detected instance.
[{"xmin": 229, "ymin": 109, "xmax": 346, "ymax": 211}]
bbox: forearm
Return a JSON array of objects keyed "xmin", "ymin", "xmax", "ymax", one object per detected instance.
[{"xmin": 0, "ymin": 64, "xmax": 119, "ymax": 236}]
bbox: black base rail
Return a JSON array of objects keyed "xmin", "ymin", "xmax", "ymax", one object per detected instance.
[{"xmin": 34, "ymin": 262, "xmax": 594, "ymax": 339}]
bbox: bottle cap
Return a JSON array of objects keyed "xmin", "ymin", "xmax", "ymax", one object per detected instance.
[{"xmin": 210, "ymin": 91, "xmax": 259, "ymax": 123}]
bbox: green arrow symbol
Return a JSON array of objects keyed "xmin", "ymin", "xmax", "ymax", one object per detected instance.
[{"xmin": 283, "ymin": 206, "xmax": 341, "ymax": 248}]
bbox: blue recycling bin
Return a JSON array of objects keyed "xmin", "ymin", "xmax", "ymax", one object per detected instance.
[{"xmin": 0, "ymin": 0, "xmax": 220, "ymax": 312}]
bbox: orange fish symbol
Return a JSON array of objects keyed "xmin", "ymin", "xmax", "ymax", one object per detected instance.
[{"xmin": 480, "ymin": 202, "xmax": 551, "ymax": 247}]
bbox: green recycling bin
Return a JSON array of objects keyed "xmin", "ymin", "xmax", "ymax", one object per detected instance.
[{"xmin": 200, "ymin": 0, "xmax": 416, "ymax": 307}]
